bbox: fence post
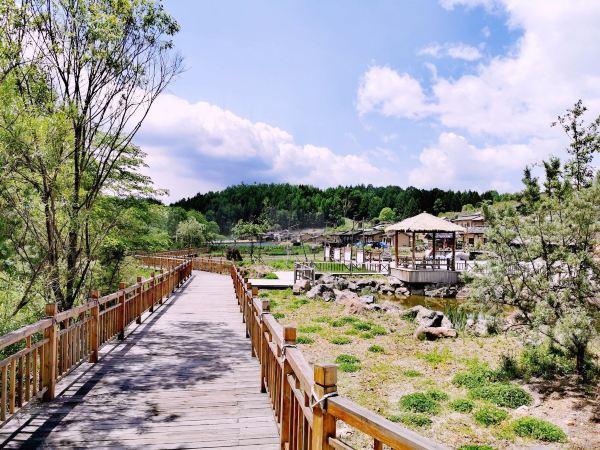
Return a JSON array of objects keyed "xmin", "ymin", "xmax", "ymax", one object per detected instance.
[
  {"xmin": 149, "ymin": 273, "xmax": 155, "ymax": 313},
  {"xmin": 159, "ymin": 269, "xmax": 164, "ymax": 304},
  {"xmin": 136, "ymin": 276, "xmax": 143, "ymax": 324},
  {"xmin": 312, "ymin": 364, "xmax": 337, "ymax": 450},
  {"xmin": 259, "ymin": 298, "xmax": 270, "ymax": 393},
  {"xmin": 89, "ymin": 290, "xmax": 100, "ymax": 364},
  {"xmin": 280, "ymin": 325, "xmax": 296, "ymax": 448},
  {"xmin": 42, "ymin": 303, "xmax": 58, "ymax": 401},
  {"xmin": 118, "ymin": 282, "xmax": 126, "ymax": 340}
]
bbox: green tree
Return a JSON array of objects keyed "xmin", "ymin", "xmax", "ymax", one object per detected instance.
[
  {"xmin": 176, "ymin": 218, "xmax": 207, "ymax": 248},
  {"xmin": 231, "ymin": 219, "xmax": 270, "ymax": 262},
  {"xmin": 378, "ymin": 207, "xmax": 396, "ymax": 222},
  {"xmin": 0, "ymin": 0, "xmax": 182, "ymax": 310}
]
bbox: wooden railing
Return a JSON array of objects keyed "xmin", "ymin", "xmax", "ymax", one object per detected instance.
[
  {"xmin": 312, "ymin": 260, "xmax": 391, "ymax": 275},
  {"xmin": 191, "ymin": 257, "xmax": 233, "ymax": 275},
  {"xmin": 0, "ymin": 258, "xmax": 192, "ymax": 424},
  {"xmin": 396, "ymin": 257, "xmax": 452, "ymax": 271},
  {"xmin": 294, "ymin": 262, "xmax": 316, "ymax": 283},
  {"xmin": 230, "ymin": 265, "xmax": 445, "ymax": 450}
]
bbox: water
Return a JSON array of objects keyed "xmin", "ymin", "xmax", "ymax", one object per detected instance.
[{"xmin": 382, "ymin": 295, "xmax": 465, "ymax": 314}]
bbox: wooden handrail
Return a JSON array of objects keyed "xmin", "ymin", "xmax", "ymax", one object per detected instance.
[
  {"xmin": 229, "ymin": 264, "xmax": 446, "ymax": 450},
  {"xmin": 0, "ymin": 257, "xmax": 192, "ymax": 425}
]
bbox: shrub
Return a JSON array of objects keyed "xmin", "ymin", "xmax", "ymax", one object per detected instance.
[
  {"xmin": 263, "ymin": 272, "xmax": 278, "ymax": 279},
  {"xmin": 399, "ymin": 393, "xmax": 441, "ymax": 415},
  {"xmin": 331, "ymin": 319, "xmax": 345, "ymax": 327},
  {"xmin": 469, "ymin": 383, "xmax": 532, "ymax": 409},
  {"xmin": 335, "ymin": 354, "xmax": 360, "ymax": 364},
  {"xmin": 331, "ymin": 336, "xmax": 352, "ymax": 345},
  {"xmin": 338, "ymin": 362, "xmax": 361, "ymax": 372},
  {"xmin": 225, "ymin": 246, "xmax": 242, "ymax": 261},
  {"xmin": 298, "ymin": 325, "xmax": 322, "ymax": 333},
  {"xmin": 519, "ymin": 344, "xmax": 576, "ymax": 380},
  {"xmin": 473, "ymin": 406, "xmax": 509, "ymax": 426},
  {"xmin": 426, "ymin": 389, "xmax": 449, "ymax": 401},
  {"xmin": 446, "ymin": 304, "xmax": 469, "ymax": 331},
  {"xmin": 368, "ymin": 345, "xmax": 385, "ymax": 353},
  {"xmin": 296, "ymin": 335, "xmax": 314, "ymax": 344},
  {"xmin": 402, "ymin": 370, "xmax": 422, "ymax": 377},
  {"xmin": 344, "ymin": 329, "xmax": 359, "ymax": 336},
  {"xmin": 496, "ymin": 353, "xmax": 521, "ymax": 380},
  {"xmin": 370, "ymin": 325, "xmax": 387, "ymax": 336},
  {"xmin": 352, "ymin": 321, "xmax": 372, "ymax": 331},
  {"xmin": 511, "ymin": 417, "xmax": 566, "ymax": 442},
  {"xmin": 340, "ymin": 316, "xmax": 359, "ymax": 324},
  {"xmin": 388, "ymin": 413, "xmax": 432, "ymax": 428},
  {"xmin": 272, "ymin": 312, "xmax": 285, "ymax": 319},
  {"xmin": 449, "ymin": 399, "xmax": 474, "ymax": 413},
  {"xmin": 452, "ymin": 364, "xmax": 497, "ymax": 389},
  {"xmin": 360, "ymin": 332, "xmax": 374, "ymax": 339}
]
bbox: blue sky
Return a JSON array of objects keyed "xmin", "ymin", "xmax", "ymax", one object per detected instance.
[{"xmin": 137, "ymin": 0, "xmax": 600, "ymax": 201}]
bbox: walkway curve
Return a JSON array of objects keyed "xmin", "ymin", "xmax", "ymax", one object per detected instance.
[{"xmin": 0, "ymin": 271, "xmax": 279, "ymax": 449}]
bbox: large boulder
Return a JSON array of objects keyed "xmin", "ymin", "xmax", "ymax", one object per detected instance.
[
  {"xmin": 293, "ymin": 279, "xmax": 311, "ymax": 295},
  {"xmin": 395, "ymin": 286, "xmax": 410, "ymax": 297},
  {"xmin": 388, "ymin": 277, "xmax": 404, "ymax": 288},
  {"xmin": 378, "ymin": 284, "xmax": 395, "ymax": 295},
  {"xmin": 414, "ymin": 326, "xmax": 458, "ymax": 340},
  {"xmin": 400, "ymin": 305, "xmax": 455, "ymax": 329},
  {"xmin": 333, "ymin": 289, "xmax": 369, "ymax": 314},
  {"xmin": 306, "ymin": 284, "xmax": 326, "ymax": 299}
]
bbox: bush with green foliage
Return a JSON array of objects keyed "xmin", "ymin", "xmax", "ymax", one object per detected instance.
[
  {"xmin": 335, "ymin": 354, "xmax": 361, "ymax": 373},
  {"xmin": 449, "ymin": 399, "xmax": 475, "ymax": 413},
  {"xmin": 388, "ymin": 413, "xmax": 432, "ymax": 428},
  {"xmin": 399, "ymin": 393, "xmax": 441, "ymax": 415},
  {"xmin": 473, "ymin": 406, "xmax": 509, "ymax": 426},
  {"xmin": 273, "ymin": 312, "xmax": 285, "ymax": 319},
  {"xmin": 296, "ymin": 335, "xmax": 314, "ymax": 344},
  {"xmin": 361, "ymin": 332, "xmax": 374, "ymax": 339},
  {"xmin": 425, "ymin": 389, "xmax": 449, "ymax": 401},
  {"xmin": 330, "ymin": 336, "xmax": 352, "ymax": 345},
  {"xmin": 452, "ymin": 364, "xmax": 498, "ymax": 389},
  {"xmin": 469, "ymin": 383, "xmax": 531, "ymax": 409},
  {"xmin": 511, "ymin": 417, "xmax": 566, "ymax": 442},
  {"xmin": 368, "ymin": 345, "xmax": 385, "ymax": 353},
  {"xmin": 263, "ymin": 272, "xmax": 278, "ymax": 279},
  {"xmin": 352, "ymin": 321, "xmax": 372, "ymax": 331},
  {"xmin": 370, "ymin": 325, "xmax": 388, "ymax": 336}
]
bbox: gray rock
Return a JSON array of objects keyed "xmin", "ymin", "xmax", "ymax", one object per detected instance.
[
  {"xmin": 293, "ymin": 279, "xmax": 311, "ymax": 295},
  {"xmin": 380, "ymin": 301, "xmax": 401, "ymax": 312},
  {"xmin": 359, "ymin": 295, "xmax": 375, "ymax": 304},
  {"xmin": 388, "ymin": 277, "xmax": 404, "ymax": 288},
  {"xmin": 322, "ymin": 291, "xmax": 335, "ymax": 302},
  {"xmin": 379, "ymin": 284, "xmax": 395, "ymax": 295},
  {"xmin": 395, "ymin": 286, "xmax": 409, "ymax": 297},
  {"xmin": 306, "ymin": 284, "xmax": 325, "ymax": 299},
  {"xmin": 414, "ymin": 326, "xmax": 458, "ymax": 340},
  {"xmin": 347, "ymin": 282, "xmax": 358, "ymax": 291}
]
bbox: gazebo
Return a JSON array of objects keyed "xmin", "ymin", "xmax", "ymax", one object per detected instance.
[{"xmin": 385, "ymin": 213, "xmax": 466, "ymax": 281}]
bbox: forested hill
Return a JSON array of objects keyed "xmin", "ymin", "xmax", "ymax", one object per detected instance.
[{"xmin": 172, "ymin": 183, "xmax": 509, "ymax": 233}]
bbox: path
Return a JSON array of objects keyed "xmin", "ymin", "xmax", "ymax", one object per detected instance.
[{"xmin": 0, "ymin": 271, "xmax": 279, "ymax": 449}]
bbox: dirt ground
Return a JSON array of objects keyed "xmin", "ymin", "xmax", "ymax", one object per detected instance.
[{"xmin": 260, "ymin": 289, "xmax": 600, "ymax": 450}]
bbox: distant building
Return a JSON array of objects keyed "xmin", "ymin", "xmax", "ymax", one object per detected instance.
[{"xmin": 453, "ymin": 212, "xmax": 487, "ymax": 247}]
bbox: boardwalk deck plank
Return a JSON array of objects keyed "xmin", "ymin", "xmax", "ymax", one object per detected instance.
[{"xmin": 0, "ymin": 271, "xmax": 279, "ymax": 449}]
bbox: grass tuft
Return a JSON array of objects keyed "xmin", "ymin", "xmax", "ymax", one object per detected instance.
[
  {"xmin": 468, "ymin": 383, "xmax": 532, "ymax": 409},
  {"xmin": 330, "ymin": 336, "xmax": 352, "ymax": 345},
  {"xmin": 473, "ymin": 406, "xmax": 509, "ymax": 426},
  {"xmin": 511, "ymin": 417, "xmax": 567, "ymax": 442},
  {"xmin": 298, "ymin": 325, "xmax": 322, "ymax": 333},
  {"xmin": 388, "ymin": 413, "xmax": 432, "ymax": 428},
  {"xmin": 272, "ymin": 312, "xmax": 285, "ymax": 319},
  {"xmin": 449, "ymin": 398, "xmax": 475, "ymax": 413},
  {"xmin": 368, "ymin": 345, "xmax": 385, "ymax": 353},
  {"xmin": 296, "ymin": 335, "xmax": 314, "ymax": 344},
  {"xmin": 399, "ymin": 393, "xmax": 441, "ymax": 415},
  {"xmin": 417, "ymin": 347, "xmax": 452, "ymax": 365},
  {"xmin": 402, "ymin": 370, "xmax": 422, "ymax": 378}
]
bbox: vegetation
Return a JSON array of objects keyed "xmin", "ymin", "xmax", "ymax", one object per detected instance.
[
  {"xmin": 330, "ymin": 336, "xmax": 352, "ymax": 345},
  {"xmin": 449, "ymin": 399, "xmax": 475, "ymax": 413},
  {"xmin": 473, "ymin": 406, "xmax": 509, "ymax": 426},
  {"xmin": 388, "ymin": 413, "xmax": 432, "ymax": 428},
  {"xmin": 511, "ymin": 417, "xmax": 566, "ymax": 442},
  {"xmin": 335, "ymin": 354, "xmax": 361, "ymax": 372},
  {"xmin": 468, "ymin": 383, "xmax": 531, "ymax": 409},
  {"xmin": 367, "ymin": 344, "xmax": 385, "ymax": 353},
  {"xmin": 399, "ymin": 392, "xmax": 442, "ymax": 415}
]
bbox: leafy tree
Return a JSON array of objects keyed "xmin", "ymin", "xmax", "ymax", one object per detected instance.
[
  {"xmin": 552, "ymin": 100, "xmax": 600, "ymax": 190},
  {"xmin": 176, "ymin": 218, "xmax": 207, "ymax": 248},
  {"xmin": 378, "ymin": 207, "xmax": 396, "ymax": 222},
  {"xmin": 0, "ymin": 0, "xmax": 182, "ymax": 310},
  {"xmin": 231, "ymin": 218, "xmax": 270, "ymax": 261},
  {"xmin": 473, "ymin": 151, "xmax": 599, "ymax": 377}
]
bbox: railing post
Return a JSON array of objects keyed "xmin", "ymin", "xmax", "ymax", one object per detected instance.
[
  {"xmin": 136, "ymin": 276, "xmax": 143, "ymax": 324},
  {"xmin": 42, "ymin": 303, "xmax": 58, "ymax": 401},
  {"xmin": 149, "ymin": 272, "xmax": 155, "ymax": 313},
  {"xmin": 159, "ymin": 269, "xmax": 164, "ymax": 304},
  {"xmin": 89, "ymin": 290, "xmax": 100, "ymax": 364},
  {"xmin": 259, "ymin": 298, "xmax": 270, "ymax": 393},
  {"xmin": 118, "ymin": 282, "xmax": 126, "ymax": 340},
  {"xmin": 280, "ymin": 325, "xmax": 296, "ymax": 449},
  {"xmin": 312, "ymin": 363, "xmax": 337, "ymax": 450}
]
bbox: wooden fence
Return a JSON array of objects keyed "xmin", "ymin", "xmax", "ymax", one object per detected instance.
[
  {"xmin": 231, "ymin": 265, "xmax": 445, "ymax": 450},
  {"xmin": 0, "ymin": 258, "xmax": 192, "ymax": 424}
]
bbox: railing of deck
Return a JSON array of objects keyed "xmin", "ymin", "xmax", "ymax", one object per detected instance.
[
  {"xmin": 231, "ymin": 265, "xmax": 445, "ymax": 450},
  {"xmin": 0, "ymin": 258, "xmax": 192, "ymax": 424}
]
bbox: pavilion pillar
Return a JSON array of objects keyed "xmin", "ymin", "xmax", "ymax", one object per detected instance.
[
  {"xmin": 411, "ymin": 231, "xmax": 416, "ymax": 268},
  {"xmin": 432, "ymin": 231, "xmax": 436, "ymax": 270},
  {"xmin": 451, "ymin": 231, "xmax": 456, "ymax": 271},
  {"xmin": 394, "ymin": 231, "xmax": 399, "ymax": 266}
]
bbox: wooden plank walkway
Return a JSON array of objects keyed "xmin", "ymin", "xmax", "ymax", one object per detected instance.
[{"xmin": 0, "ymin": 271, "xmax": 280, "ymax": 449}]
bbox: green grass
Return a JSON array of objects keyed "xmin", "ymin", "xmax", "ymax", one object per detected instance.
[
  {"xmin": 399, "ymin": 393, "xmax": 441, "ymax": 415},
  {"xmin": 511, "ymin": 417, "xmax": 567, "ymax": 442},
  {"xmin": 388, "ymin": 413, "xmax": 432, "ymax": 428},
  {"xmin": 263, "ymin": 272, "xmax": 278, "ymax": 279},
  {"xmin": 452, "ymin": 364, "xmax": 498, "ymax": 389},
  {"xmin": 468, "ymin": 383, "xmax": 532, "ymax": 408},
  {"xmin": 360, "ymin": 332, "xmax": 374, "ymax": 339},
  {"xmin": 272, "ymin": 312, "xmax": 285, "ymax": 319},
  {"xmin": 335, "ymin": 354, "xmax": 360, "ymax": 364},
  {"xmin": 298, "ymin": 325, "xmax": 322, "ymax": 333},
  {"xmin": 417, "ymin": 347, "xmax": 452, "ymax": 365},
  {"xmin": 352, "ymin": 321, "xmax": 372, "ymax": 331},
  {"xmin": 296, "ymin": 335, "xmax": 314, "ymax": 344},
  {"xmin": 330, "ymin": 336, "xmax": 352, "ymax": 345},
  {"xmin": 370, "ymin": 325, "xmax": 387, "ymax": 336},
  {"xmin": 449, "ymin": 398, "xmax": 475, "ymax": 413},
  {"xmin": 368, "ymin": 345, "xmax": 385, "ymax": 353},
  {"xmin": 314, "ymin": 316, "xmax": 331, "ymax": 323},
  {"xmin": 338, "ymin": 362, "xmax": 361, "ymax": 372},
  {"xmin": 473, "ymin": 406, "xmax": 509, "ymax": 426},
  {"xmin": 425, "ymin": 389, "xmax": 449, "ymax": 401},
  {"xmin": 402, "ymin": 370, "xmax": 423, "ymax": 378},
  {"xmin": 457, "ymin": 446, "xmax": 495, "ymax": 450}
]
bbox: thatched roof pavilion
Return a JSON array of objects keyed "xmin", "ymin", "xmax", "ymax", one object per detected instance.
[{"xmin": 385, "ymin": 212, "xmax": 466, "ymax": 270}]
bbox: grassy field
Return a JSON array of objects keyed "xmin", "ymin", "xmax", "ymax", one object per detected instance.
[{"xmin": 258, "ymin": 288, "xmax": 599, "ymax": 450}]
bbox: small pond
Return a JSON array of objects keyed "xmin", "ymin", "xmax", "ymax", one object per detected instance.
[{"xmin": 382, "ymin": 295, "xmax": 466, "ymax": 315}]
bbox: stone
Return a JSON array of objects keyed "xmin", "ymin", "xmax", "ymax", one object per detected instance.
[
  {"xmin": 424, "ymin": 283, "xmax": 458, "ymax": 298},
  {"xmin": 380, "ymin": 301, "xmax": 401, "ymax": 312},
  {"xmin": 414, "ymin": 326, "xmax": 458, "ymax": 340},
  {"xmin": 347, "ymin": 282, "xmax": 358, "ymax": 291},
  {"xmin": 394, "ymin": 286, "xmax": 409, "ymax": 297},
  {"xmin": 293, "ymin": 279, "xmax": 311, "ymax": 295},
  {"xmin": 306, "ymin": 285, "xmax": 325, "ymax": 299},
  {"xmin": 322, "ymin": 291, "xmax": 335, "ymax": 302},
  {"xmin": 388, "ymin": 277, "xmax": 404, "ymax": 288},
  {"xmin": 379, "ymin": 284, "xmax": 395, "ymax": 295},
  {"xmin": 359, "ymin": 295, "xmax": 375, "ymax": 304}
]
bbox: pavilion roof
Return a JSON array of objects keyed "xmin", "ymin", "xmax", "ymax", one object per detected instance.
[{"xmin": 385, "ymin": 212, "xmax": 466, "ymax": 233}]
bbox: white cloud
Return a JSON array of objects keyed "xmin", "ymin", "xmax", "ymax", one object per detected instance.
[
  {"xmin": 482, "ymin": 26, "xmax": 491, "ymax": 38},
  {"xmin": 356, "ymin": 66, "xmax": 431, "ymax": 119},
  {"xmin": 439, "ymin": 0, "xmax": 496, "ymax": 11},
  {"xmin": 418, "ymin": 42, "xmax": 483, "ymax": 61},
  {"xmin": 138, "ymin": 94, "xmax": 396, "ymax": 201}
]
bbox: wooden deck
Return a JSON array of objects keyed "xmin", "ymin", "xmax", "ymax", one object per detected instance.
[{"xmin": 0, "ymin": 271, "xmax": 279, "ymax": 449}]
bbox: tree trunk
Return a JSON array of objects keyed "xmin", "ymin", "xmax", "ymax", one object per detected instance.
[{"xmin": 575, "ymin": 343, "xmax": 587, "ymax": 379}]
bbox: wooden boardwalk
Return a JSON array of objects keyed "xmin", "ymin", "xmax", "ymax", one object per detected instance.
[{"xmin": 0, "ymin": 271, "xmax": 280, "ymax": 449}]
